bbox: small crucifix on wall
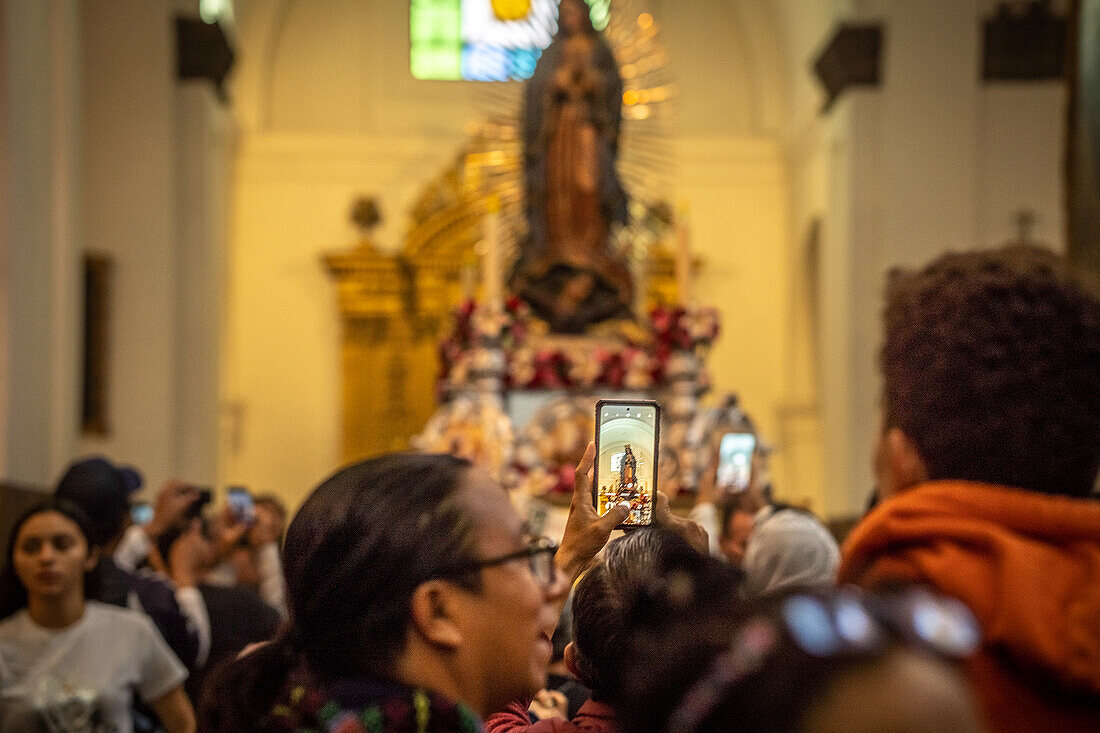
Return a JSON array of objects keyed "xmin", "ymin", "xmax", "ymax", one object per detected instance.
[{"xmin": 1008, "ymin": 208, "xmax": 1041, "ymax": 247}]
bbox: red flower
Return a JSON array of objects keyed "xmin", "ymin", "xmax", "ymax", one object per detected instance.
[
  {"xmin": 601, "ymin": 352, "xmax": 626, "ymax": 388},
  {"xmin": 533, "ymin": 350, "xmax": 563, "ymax": 388},
  {"xmin": 551, "ymin": 464, "xmax": 576, "ymax": 495},
  {"xmin": 651, "ymin": 307, "xmax": 672, "ymax": 332},
  {"xmin": 675, "ymin": 329, "xmax": 694, "ymax": 351},
  {"xmin": 510, "ymin": 320, "xmax": 528, "ymax": 343}
]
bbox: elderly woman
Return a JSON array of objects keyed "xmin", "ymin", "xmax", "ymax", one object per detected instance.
[{"xmin": 199, "ymin": 444, "xmax": 632, "ymax": 732}]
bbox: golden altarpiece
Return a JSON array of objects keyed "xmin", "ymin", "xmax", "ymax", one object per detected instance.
[
  {"xmin": 323, "ymin": 124, "xmax": 682, "ymax": 464},
  {"xmin": 324, "ymin": 3, "xmax": 734, "ymax": 504}
]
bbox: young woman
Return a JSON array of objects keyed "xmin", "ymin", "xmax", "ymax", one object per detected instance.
[
  {"xmin": 199, "ymin": 446, "xmax": 629, "ymax": 732},
  {"xmin": 0, "ymin": 499, "xmax": 194, "ymax": 733}
]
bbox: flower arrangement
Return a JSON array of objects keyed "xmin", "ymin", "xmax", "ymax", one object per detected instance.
[
  {"xmin": 411, "ymin": 394, "xmax": 514, "ymax": 484},
  {"xmin": 649, "ymin": 304, "xmax": 720, "ymax": 375},
  {"xmin": 438, "ymin": 300, "xmax": 721, "ymax": 394},
  {"xmin": 430, "ymin": 301, "xmax": 722, "ymax": 502},
  {"xmin": 506, "ymin": 396, "xmax": 595, "ymax": 499}
]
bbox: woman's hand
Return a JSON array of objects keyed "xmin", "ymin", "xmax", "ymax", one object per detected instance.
[
  {"xmin": 555, "ymin": 442, "xmax": 629, "ymax": 584},
  {"xmin": 654, "ymin": 491, "xmax": 710, "ymax": 555},
  {"xmin": 529, "ymin": 689, "xmax": 569, "ymax": 721}
]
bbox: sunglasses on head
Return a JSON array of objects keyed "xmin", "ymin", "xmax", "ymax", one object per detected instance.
[{"xmin": 667, "ymin": 586, "xmax": 980, "ymax": 733}]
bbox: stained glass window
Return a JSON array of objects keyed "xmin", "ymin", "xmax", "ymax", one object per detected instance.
[{"xmin": 410, "ymin": 0, "xmax": 610, "ymax": 81}]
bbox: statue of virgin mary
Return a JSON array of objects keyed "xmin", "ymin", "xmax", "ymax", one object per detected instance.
[{"xmin": 512, "ymin": 0, "xmax": 634, "ymax": 333}]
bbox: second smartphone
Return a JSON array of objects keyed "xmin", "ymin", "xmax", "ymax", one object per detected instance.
[
  {"xmin": 593, "ymin": 399, "xmax": 660, "ymax": 527},
  {"xmin": 716, "ymin": 432, "xmax": 756, "ymax": 492}
]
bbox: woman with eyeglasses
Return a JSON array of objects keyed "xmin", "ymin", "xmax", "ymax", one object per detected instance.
[
  {"xmin": 199, "ymin": 446, "xmax": 630, "ymax": 732},
  {"xmin": 611, "ymin": 547, "xmax": 984, "ymax": 733}
]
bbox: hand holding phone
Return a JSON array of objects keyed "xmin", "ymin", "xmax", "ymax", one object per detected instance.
[
  {"xmin": 227, "ymin": 487, "xmax": 256, "ymax": 526},
  {"xmin": 130, "ymin": 502, "xmax": 154, "ymax": 526},
  {"xmin": 593, "ymin": 399, "xmax": 660, "ymax": 527},
  {"xmin": 555, "ymin": 443, "xmax": 630, "ymax": 586}
]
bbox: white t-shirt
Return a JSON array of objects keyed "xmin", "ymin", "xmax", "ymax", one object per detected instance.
[{"xmin": 0, "ymin": 601, "xmax": 187, "ymax": 733}]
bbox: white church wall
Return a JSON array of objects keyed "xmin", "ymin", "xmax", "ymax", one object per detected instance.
[
  {"xmin": 673, "ymin": 136, "xmax": 794, "ymax": 501},
  {"xmin": 978, "ymin": 83, "xmax": 1067, "ymax": 249},
  {"xmin": 175, "ymin": 81, "xmax": 232, "ymax": 487},
  {"xmin": 0, "ymin": 0, "xmax": 82, "ymax": 488},
  {"xmin": 0, "ymin": 0, "xmax": 231, "ymax": 493},
  {"xmin": 804, "ymin": 0, "xmax": 1069, "ymax": 516},
  {"xmin": 76, "ymin": 0, "xmax": 182, "ymax": 491},
  {"xmin": 0, "ymin": 0, "xmax": 8, "ymax": 480}
]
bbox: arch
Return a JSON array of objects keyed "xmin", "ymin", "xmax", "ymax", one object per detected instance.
[
  {"xmin": 729, "ymin": 0, "xmax": 791, "ymax": 134},
  {"xmin": 232, "ymin": 0, "xmax": 799, "ymax": 138},
  {"xmin": 230, "ymin": 0, "xmax": 295, "ymax": 133}
]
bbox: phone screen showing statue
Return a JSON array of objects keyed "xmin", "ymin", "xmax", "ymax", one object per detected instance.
[
  {"xmin": 596, "ymin": 402, "xmax": 657, "ymax": 526},
  {"xmin": 717, "ymin": 432, "xmax": 755, "ymax": 492}
]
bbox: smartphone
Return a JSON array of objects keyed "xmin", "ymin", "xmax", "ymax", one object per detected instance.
[
  {"xmin": 227, "ymin": 486, "xmax": 256, "ymax": 526},
  {"xmin": 130, "ymin": 502, "xmax": 153, "ymax": 526},
  {"xmin": 716, "ymin": 432, "xmax": 756, "ymax": 492},
  {"xmin": 593, "ymin": 399, "xmax": 660, "ymax": 527}
]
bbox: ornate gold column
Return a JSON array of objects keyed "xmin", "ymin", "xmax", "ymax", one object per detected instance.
[{"xmin": 323, "ymin": 240, "xmax": 452, "ymax": 462}]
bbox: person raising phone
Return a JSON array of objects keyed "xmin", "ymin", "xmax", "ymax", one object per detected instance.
[
  {"xmin": 690, "ymin": 400, "xmax": 838, "ymax": 598},
  {"xmin": 199, "ymin": 445, "xmax": 630, "ymax": 732}
]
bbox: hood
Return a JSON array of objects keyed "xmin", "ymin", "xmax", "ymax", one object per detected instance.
[{"xmin": 839, "ymin": 481, "xmax": 1100, "ymax": 697}]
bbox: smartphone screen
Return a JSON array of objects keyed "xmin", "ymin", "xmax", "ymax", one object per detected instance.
[
  {"xmin": 227, "ymin": 487, "xmax": 255, "ymax": 525},
  {"xmin": 717, "ymin": 432, "xmax": 756, "ymax": 492},
  {"xmin": 130, "ymin": 502, "xmax": 153, "ymax": 526},
  {"xmin": 594, "ymin": 399, "xmax": 659, "ymax": 527}
]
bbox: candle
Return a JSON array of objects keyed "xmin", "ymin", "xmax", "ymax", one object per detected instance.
[
  {"xmin": 483, "ymin": 196, "xmax": 503, "ymax": 314},
  {"xmin": 675, "ymin": 201, "xmax": 692, "ymax": 306},
  {"xmin": 460, "ymin": 251, "xmax": 477, "ymax": 303}
]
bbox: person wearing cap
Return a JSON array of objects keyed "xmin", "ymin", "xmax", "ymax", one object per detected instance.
[{"xmin": 55, "ymin": 458, "xmax": 208, "ymax": 672}]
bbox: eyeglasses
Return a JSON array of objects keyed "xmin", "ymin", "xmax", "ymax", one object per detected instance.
[
  {"xmin": 666, "ymin": 587, "xmax": 980, "ymax": 732},
  {"xmin": 437, "ymin": 535, "xmax": 559, "ymax": 588}
]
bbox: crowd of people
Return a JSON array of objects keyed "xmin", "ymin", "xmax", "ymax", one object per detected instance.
[
  {"xmin": 1, "ymin": 462, "xmax": 287, "ymax": 732},
  {"xmin": 1, "ymin": 243, "xmax": 1098, "ymax": 733}
]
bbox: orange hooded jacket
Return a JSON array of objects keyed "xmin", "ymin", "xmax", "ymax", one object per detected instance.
[{"xmin": 838, "ymin": 481, "xmax": 1100, "ymax": 732}]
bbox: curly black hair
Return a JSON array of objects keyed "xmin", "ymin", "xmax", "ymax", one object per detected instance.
[{"xmin": 881, "ymin": 245, "xmax": 1100, "ymax": 497}]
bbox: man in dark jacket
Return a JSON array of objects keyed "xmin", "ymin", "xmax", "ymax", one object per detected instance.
[{"xmin": 55, "ymin": 457, "xmax": 200, "ymax": 670}]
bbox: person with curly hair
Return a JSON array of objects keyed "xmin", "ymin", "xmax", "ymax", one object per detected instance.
[{"xmin": 840, "ymin": 245, "xmax": 1100, "ymax": 731}]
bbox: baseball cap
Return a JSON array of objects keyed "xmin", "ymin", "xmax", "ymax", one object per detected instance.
[{"xmin": 55, "ymin": 456, "xmax": 143, "ymax": 546}]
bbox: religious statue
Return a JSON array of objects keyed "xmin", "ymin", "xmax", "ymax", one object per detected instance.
[
  {"xmin": 512, "ymin": 0, "xmax": 634, "ymax": 333},
  {"xmin": 619, "ymin": 444, "xmax": 637, "ymax": 493}
]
